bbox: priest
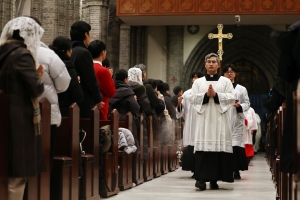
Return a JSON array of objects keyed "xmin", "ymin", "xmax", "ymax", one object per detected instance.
[{"xmin": 191, "ymin": 53, "xmax": 236, "ymax": 191}]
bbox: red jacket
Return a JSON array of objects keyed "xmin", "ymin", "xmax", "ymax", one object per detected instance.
[{"xmin": 93, "ymin": 62, "xmax": 116, "ymax": 120}]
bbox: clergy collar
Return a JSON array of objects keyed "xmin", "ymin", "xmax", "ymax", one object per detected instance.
[
  {"xmin": 232, "ymin": 82, "xmax": 237, "ymax": 89},
  {"xmin": 205, "ymin": 74, "xmax": 220, "ymax": 81}
]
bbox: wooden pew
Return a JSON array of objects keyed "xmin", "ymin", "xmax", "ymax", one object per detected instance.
[
  {"xmin": 51, "ymin": 103, "xmax": 80, "ymax": 200},
  {"xmin": 0, "ymin": 91, "xmax": 9, "ymax": 200},
  {"xmin": 118, "ymin": 112, "xmax": 133, "ymax": 190},
  {"xmin": 132, "ymin": 113, "xmax": 144, "ymax": 185},
  {"xmin": 24, "ymin": 98, "xmax": 51, "ymax": 200},
  {"xmin": 143, "ymin": 116, "xmax": 154, "ymax": 181},
  {"xmin": 294, "ymin": 81, "xmax": 300, "ymax": 200},
  {"xmin": 80, "ymin": 106, "xmax": 101, "ymax": 199},
  {"xmin": 158, "ymin": 117, "xmax": 169, "ymax": 175},
  {"xmin": 98, "ymin": 109, "xmax": 121, "ymax": 195},
  {"xmin": 153, "ymin": 125, "xmax": 162, "ymax": 178}
]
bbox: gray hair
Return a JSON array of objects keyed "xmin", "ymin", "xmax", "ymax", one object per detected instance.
[
  {"xmin": 134, "ymin": 64, "xmax": 147, "ymax": 73},
  {"xmin": 205, "ymin": 53, "xmax": 220, "ymax": 64}
]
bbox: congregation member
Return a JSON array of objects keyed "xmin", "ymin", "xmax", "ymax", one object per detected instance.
[
  {"xmin": 70, "ymin": 21, "xmax": 103, "ymax": 118},
  {"xmin": 109, "ymin": 69, "xmax": 140, "ymax": 149},
  {"xmin": 88, "ymin": 40, "xmax": 116, "ymax": 120},
  {"xmin": 49, "ymin": 36, "xmax": 84, "ymax": 117},
  {"xmin": 33, "ymin": 18, "xmax": 71, "ymax": 171},
  {"xmin": 223, "ymin": 64, "xmax": 250, "ymax": 180},
  {"xmin": 176, "ymin": 72, "xmax": 203, "ymax": 177},
  {"xmin": 0, "ymin": 16, "xmax": 46, "ymax": 200},
  {"xmin": 172, "ymin": 86, "xmax": 183, "ymax": 108},
  {"xmin": 128, "ymin": 67, "xmax": 154, "ymax": 160},
  {"xmin": 192, "ymin": 53, "xmax": 236, "ymax": 191}
]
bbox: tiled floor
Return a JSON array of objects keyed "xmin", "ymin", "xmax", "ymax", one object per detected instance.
[{"xmin": 109, "ymin": 153, "xmax": 275, "ymax": 200}]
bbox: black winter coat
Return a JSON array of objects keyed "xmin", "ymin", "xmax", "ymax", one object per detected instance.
[
  {"xmin": 71, "ymin": 41, "xmax": 102, "ymax": 118},
  {"xmin": 58, "ymin": 60, "xmax": 84, "ymax": 116},
  {"xmin": 0, "ymin": 40, "xmax": 46, "ymax": 177},
  {"xmin": 160, "ymin": 93, "xmax": 176, "ymax": 120}
]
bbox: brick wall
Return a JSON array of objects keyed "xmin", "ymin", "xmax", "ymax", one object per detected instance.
[
  {"xmin": 119, "ymin": 24, "xmax": 130, "ymax": 70},
  {"xmin": 0, "ymin": 0, "xmax": 15, "ymax": 35}
]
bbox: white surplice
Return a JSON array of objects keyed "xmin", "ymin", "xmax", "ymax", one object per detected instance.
[
  {"xmin": 191, "ymin": 76, "xmax": 236, "ymax": 153},
  {"xmin": 176, "ymin": 89, "xmax": 197, "ymax": 147},
  {"xmin": 229, "ymin": 84, "xmax": 250, "ymax": 148},
  {"xmin": 244, "ymin": 107, "xmax": 258, "ymax": 145},
  {"xmin": 254, "ymin": 113, "xmax": 261, "ymax": 152}
]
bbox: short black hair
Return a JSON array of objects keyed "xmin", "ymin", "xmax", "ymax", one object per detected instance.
[
  {"xmin": 146, "ymin": 79, "xmax": 157, "ymax": 89},
  {"xmin": 115, "ymin": 69, "xmax": 128, "ymax": 81},
  {"xmin": 49, "ymin": 36, "xmax": 72, "ymax": 60},
  {"xmin": 223, "ymin": 63, "xmax": 237, "ymax": 74},
  {"xmin": 70, "ymin": 21, "xmax": 91, "ymax": 41},
  {"xmin": 102, "ymin": 58, "xmax": 110, "ymax": 68},
  {"xmin": 88, "ymin": 40, "xmax": 106, "ymax": 58},
  {"xmin": 190, "ymin": 71, "xmax": 203, "ymax": 79},
  {"xmin": 158, "ymin": 83, "xmax": 170, "ymax": 94},
  {"xmin": 173, "ymin": 86, "xmax": 182, "ymax": 95}
]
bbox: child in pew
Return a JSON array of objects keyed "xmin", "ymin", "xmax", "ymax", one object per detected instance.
[
  {"xmin": 0, "ymin": 17, "xmax": 45, "ymax": 200},
  {"xmin": 49, "ymin": 36, "xmax": 84, "ymax": 117}
]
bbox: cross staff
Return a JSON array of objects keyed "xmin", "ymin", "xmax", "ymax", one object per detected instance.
[{"xmin": 208, "ymin": 24, "xmax": 233, "ymax": 61}]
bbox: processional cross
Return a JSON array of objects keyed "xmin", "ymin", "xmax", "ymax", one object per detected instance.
[{"xmin": 208, "ymin": 24, "xmax": 233, "ymax": 61}]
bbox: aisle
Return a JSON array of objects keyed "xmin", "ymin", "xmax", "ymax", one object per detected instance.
[{"xmin": 109, "ymin": 153, "xmax": 275, "ymax": 200}]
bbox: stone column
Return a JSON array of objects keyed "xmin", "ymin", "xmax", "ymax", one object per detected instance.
[
  {"xmin": 0, "ymin": 0, "xmax": 16, "ymax": 34},
  {"xmin": 107, "ymin": 0, "xmax": 120, "ymax": 70},
  {"xmin": 119, "ymin": 24, "xmax": 131, "ymax": 70},
  {"xmin": 166, "ymin": 26, "xmax": 184, "ymax": 91},
  {"xmin": 84, "ymin": 0, "xmax": 109, "ymax": 43}
]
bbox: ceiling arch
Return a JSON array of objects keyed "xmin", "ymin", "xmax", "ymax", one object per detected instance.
[{"xmin": 183, "ymin": 25, "xmax": 280, "ymax": 91}]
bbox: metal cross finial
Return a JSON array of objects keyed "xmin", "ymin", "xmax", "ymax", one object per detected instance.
[{"xmin": 208, "ymin": 24, "xmax": 233, "ymax": 61}]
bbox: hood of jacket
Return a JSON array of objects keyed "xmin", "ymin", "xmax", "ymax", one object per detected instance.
[{"xmin": 110, "ymin": 80, "xmax": 135, "ymax": 106}]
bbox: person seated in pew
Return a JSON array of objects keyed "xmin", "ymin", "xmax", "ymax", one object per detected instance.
[
  {"xmin": 0, "ymin": 16, "xmax": 46, "ymax": 200},
  {"xmin": 49, "ymin": 36, "xmax": 84, "ymax": 117},
  {"xmin": 128, "ymin": 67, "xmax": 155, "ymax": 160},
  {"xmin": 88, "ymin": 40, "xmax": 116, "ymax": 120},
  {"xmin": 109, "ymin": 69, "xmax": 140, "ymax": 149}
]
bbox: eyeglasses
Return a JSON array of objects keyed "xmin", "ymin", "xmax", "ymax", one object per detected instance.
[
  {"xmin": 224, "ymin": 71, "xmax": 235, "ymax": 74},
  {"xmin": 206, "ymin": 60, "xmax": 218, "ymax": 64}
]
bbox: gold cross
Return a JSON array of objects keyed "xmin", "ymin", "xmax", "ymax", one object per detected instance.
[{"xmin": 208, "ymin": 24, "xmax": 233, "ymax": 61}]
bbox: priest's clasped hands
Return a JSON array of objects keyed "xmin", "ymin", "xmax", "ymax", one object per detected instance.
[{"xmin": 207, "ymin": 84, "xmax": 216, "ymax": 97}]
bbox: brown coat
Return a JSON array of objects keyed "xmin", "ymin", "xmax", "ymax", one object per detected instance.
[{"xmin": 0, "ymin": 40, "xmax": 46, "ymax": 177}]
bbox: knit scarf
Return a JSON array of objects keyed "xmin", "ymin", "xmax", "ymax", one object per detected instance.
[{"xmin": 31, "ymin": 98, "xmax": 42, "ymax": 136}]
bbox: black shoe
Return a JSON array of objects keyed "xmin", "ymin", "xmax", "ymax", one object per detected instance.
[
  {"xmin": 233, "ymin": 171, "xmax": 241, "ymax": 180},
  {"xmin": 210, "ymin": 181, "xmax": 219, "ymax": 190},
  {"xmin": 195, "ymin": 180, "xmax": 206, "ymax": 191}
]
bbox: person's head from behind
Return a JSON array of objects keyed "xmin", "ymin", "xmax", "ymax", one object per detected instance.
[
  {"xmin": 158, "ymin": 82, "xmax": 170, "ymax": 94},
  {"xmin": 115, "ymin": 69, "xmax": 128, "ymax": 83},
  {"xmin": 49, "ymin": 36, "xmax": 72, "ymax": 60},
  {"xmin": 88, "ymin": 40, "xmax": 106, "ymax": 61},
  {"xmin": 128, "ymin": 68, "xmax": 143, "ymax": 85},
  {"xmin": 134, "ymin": 64, "xmax": 147, "ymax": 79},
  {"xmin": 0, "ymin": 17, "xmax": 44, "ymax": 63},
  {"xmin": 173, "ymin": 86, "xmax": 183, "ymax": 96},
  {"xmin": 70, "ymin": 21, "xmax": 91, "ymax": 47},
  {"xmin": 190, "ymin": 71, "xmax": 203, "ymax": 83},
  {"xmin": 223, "ymin": 63, "xmax": 237, "ymax": 83},
  {"xmin": 102, "ymin": 58, "xmax": 110, "ymax": 68},
  {"xmin": 146, "ymin": 79, "xmax": 158, "ymax": 91},
  {"xmin": 204, "ymin": 53, "xmax": 220, "ymax": 75}
]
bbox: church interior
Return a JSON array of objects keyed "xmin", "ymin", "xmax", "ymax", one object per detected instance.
[{"xmin": 1, "ymin": 0, "xmax": 300, "ymax": 199}]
